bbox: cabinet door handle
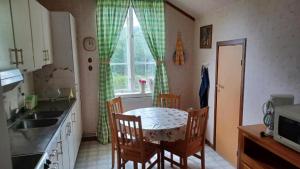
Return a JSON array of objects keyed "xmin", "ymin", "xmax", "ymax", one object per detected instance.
[
  {"xmin": 9, "ymin": 48, "xmax": 18, "ymax": 65},
  {"xmin": 46, "ymin": 50, "xmax": 49, "ymax": 61},
  {"xmin": 17, "ymin": 49, "xmax": 24, "ymax": 64},
  {"xmin": 43, "ymin": 50, "xmax": 47, "ymax": 61},
  {"xmin": 72, "ymin": 113, "xmax": 76, "ymax": 123}
]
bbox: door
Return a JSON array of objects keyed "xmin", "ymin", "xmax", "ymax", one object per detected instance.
[
  {"xmin": 215, "ymin": 39, "xmax": 246, "ymax": 167},
  {"xmin": 61, "ymin": 117, "xmax": 70, "ymax": 169},
  {"xmin": 0, "ymin": 0, "xmax": 15, "ymax": 70},
  {"xmin": 10, "ymin": 0, "xmax": 35, "ymax": 71},
  {"xmin": 29, "ymin": 0, "xmax": 44, "ymax": 69},
  {"xmin": 41, "ymin": 5, "xmax": 53, "ymax": 65}
]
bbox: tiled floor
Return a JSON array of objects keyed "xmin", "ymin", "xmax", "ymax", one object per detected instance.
[{"xmin": 75, "ymin": 141, "xmax": 235, "ymax": 169}]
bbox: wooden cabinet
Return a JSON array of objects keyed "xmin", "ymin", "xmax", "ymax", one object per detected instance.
[
  {"xmin": 238, "ymin": 125, "xmax": 300, "ymax": 169},
  {"xmin": 0, "ymin": 0, "xmax": 15, "ymax": 70}
]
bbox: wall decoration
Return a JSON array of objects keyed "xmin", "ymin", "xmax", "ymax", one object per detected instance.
[
  {"xmin": 200, "ymin": 25, "xmax": 213, "ymax": 48},
  {"xmin": 173, "ymin": 32, "xmax": 185, "ymax": 65},
  {"xmin": 83, "ymin": 37, "xmax": 96, "ymax": 51}
]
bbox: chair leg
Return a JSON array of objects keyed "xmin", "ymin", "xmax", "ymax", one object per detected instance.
[
  {"xmin": 161, "ymin": 150, "xmax": 165, "ymax": 169},
  {"xmin": 134, "ymin": 162, "xmax": 138, "ymax": 169},
  {"xmin": 117, "ymin": 151, "xmax": 121, "ymax": 169},
  {"xmin": 170, "ymin": 153, "xmax": 174, "ymax": 167},
  {"xmin": 112, "ymin": 143, "xmax": 115, "ymax": 169},
  {"xmin": 182, "ymin": 157, "xmax": 188, "ymax": 169},
  {"xmin": 157, "ymin": 152, "xmax": 161, "ymax": 169},
  {"xmin": 201, "ymin": 149, "xmax": 205, "ymax": 169},
  {"xmin": 142, "ymin": 163, "xmax": 146, "ymax": 169}
]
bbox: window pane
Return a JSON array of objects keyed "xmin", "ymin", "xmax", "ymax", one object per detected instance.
[
  {"xmin": 134, "ymin": 63, "xmax": 155, "ymax": 92},
  {"xmin": 111, "ymin": 64, "xmax": 129, "ymax": 93},
  {"xmin": 111, "ymin": 12, "xmax": 129, "ymax": 93},
  {"xmin": 132, "ymin": 11, "xmax": 155, "ymax": 92}
]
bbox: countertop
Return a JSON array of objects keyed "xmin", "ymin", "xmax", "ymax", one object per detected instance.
[{"xmin": 9, "ymin": 99, "xmax": 76, "ymax": 156}]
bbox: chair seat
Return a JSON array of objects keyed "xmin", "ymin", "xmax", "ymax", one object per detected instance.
[
  {"xmin": 161, "ymin": 139, "xmax": 204, "ymax": 157},
  {"xmin": 121, "ymin": 141, "xmax": 160, "ymax": 163}
]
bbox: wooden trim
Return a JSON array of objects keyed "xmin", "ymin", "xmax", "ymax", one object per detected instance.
[
  {"xmin": 165, "ymin": 1, "xmax": 195, "ymax": 21},
  {"xmin": 213, "ymin": 38, "xmax": 247, "ymax": 150},
  {"xmin": 82, "ymin": 136, "xmax": 97, "ymax": 142}
]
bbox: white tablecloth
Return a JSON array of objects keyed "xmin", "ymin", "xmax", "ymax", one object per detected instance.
[{"xmin": 124, "ymin": 107, "xmax": 188, "ymax": 142}]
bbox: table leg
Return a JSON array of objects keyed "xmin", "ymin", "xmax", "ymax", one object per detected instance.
[{"xmin": 160, "ymin": 141, "xmax": 165, "ymax": 169}]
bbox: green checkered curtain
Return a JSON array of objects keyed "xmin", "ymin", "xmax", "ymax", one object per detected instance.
[
  {"xmin": 96, "ymin": 0, "xmax": 130, "ymax": 144},
  {"xmin": 132, "ymin": 0, "xmax": 169, "ymax": 106}
]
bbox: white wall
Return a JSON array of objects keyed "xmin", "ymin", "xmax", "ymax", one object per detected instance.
[{"xmin": 192, "ymin": 0, "xmax": 300, "ymax": 143}]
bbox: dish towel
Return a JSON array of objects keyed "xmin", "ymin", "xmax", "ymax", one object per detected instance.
[
  {"xmin": 199, "ymin": 66, "xmax": 210, "ymax": 108},
  {"xmin": 174, "ymin": 32, "xmax": 185, "ymax": 65}
]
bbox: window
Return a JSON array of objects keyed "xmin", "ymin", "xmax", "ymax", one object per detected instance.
[{"xmin": 111, "ymin": 8, "xmax": 155, "ymax": 94}]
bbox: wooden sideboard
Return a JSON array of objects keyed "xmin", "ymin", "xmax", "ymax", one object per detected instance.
[{"xmin": 238, "ymin": 124, "xmax": 300, "ymax": 169}]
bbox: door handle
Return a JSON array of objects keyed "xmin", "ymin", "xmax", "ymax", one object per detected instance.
[
  {"xmin": 17, "ymin": 49, "xmax": 24, "ymax": 65},
  {"xmin": 9, "ymin": 48, "xmax": 18, "ymax": 65}
]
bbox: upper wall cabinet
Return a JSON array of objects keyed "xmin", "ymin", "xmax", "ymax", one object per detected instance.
[
  {"xmin": 30, "ymin": 0, "xmax": 54, "ymax": 68},
  {"xmin": 1, "ymin": 0, "xmax": 53, "ymax": 72},
  {"xmin": 41, "ymin": 6, "xmax": 53, "ymax": 65},
  {"xmin": 0, "ymin": 0, "xmax": 17, "ymax": 70},
  {"xmin": 10, "ymin": 0, "xmax": 35, "ymax": 72}
]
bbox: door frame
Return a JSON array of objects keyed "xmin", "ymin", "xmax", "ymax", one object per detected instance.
[{"xmin": 213, "ymin": 38, "xmax": 247, "ymax": 150}]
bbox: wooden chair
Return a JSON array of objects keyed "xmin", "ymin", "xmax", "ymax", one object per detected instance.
[
  {"xmin": 112, "ymin": 113, "xmax": 161, "ymax": 169},
  {"xmin": 107, "ymin": 97, "xmax": 124, "ymax": 169},
  {"xmin": 157, "ymin": 93, "xmax": 181, "ymax": 167},
  {"xmin": 157, "ymin": 93, "xmax": 181, "ymax": 109},
  {"xmin": 161, "ymin": 107, "xmax": 209, "ymax": 169}
]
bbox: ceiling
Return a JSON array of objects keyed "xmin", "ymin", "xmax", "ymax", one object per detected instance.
[{"xmin": 168, "ymin": 0, "xmax": 237, "ymax": 18}]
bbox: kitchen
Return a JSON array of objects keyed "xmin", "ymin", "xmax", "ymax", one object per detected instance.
[{"xmin": 0, "ymin": 0, "xmax": 82, "ymax": 168}]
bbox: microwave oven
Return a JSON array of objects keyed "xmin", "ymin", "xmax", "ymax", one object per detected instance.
[{"xmin": 274, "ymin": 104, "xmax": 300, "ymax": 152}]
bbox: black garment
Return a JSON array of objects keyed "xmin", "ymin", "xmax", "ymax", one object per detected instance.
[{"xmin": 199, "ymin": 66, "xmax": 209, "ymax": 108}]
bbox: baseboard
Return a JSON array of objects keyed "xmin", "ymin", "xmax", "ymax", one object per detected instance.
[
  {"xmin": 205, "ymin": 139, "xmax": 214, "ymax": 148},
  {"xmin": 82, "ymin": 136, "xmax": 97, "ymax": 142}
]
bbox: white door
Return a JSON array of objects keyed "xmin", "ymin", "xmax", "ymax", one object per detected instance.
[
  {"xmin": 41, "ymin": 5, "xmax": 53, "ymax": 65},
  {"xmin": 0, "ymin": 0, "xmax": 16, "ymax": 70},
  {"xmin": 10, "ymin": 0, "xmax": 35, "ymax": 72},
  {"xmin": 29, "ymin": 0, "xmax": 44, "ymax": 69}
]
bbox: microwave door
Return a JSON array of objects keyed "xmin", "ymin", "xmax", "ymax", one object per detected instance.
[{"xmin": 278, "ymin": 116, "xmax": 300, "ymax": 145}]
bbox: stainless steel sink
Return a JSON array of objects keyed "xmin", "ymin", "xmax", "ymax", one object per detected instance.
[
  {"xmin": 24, "ymin": 111, "xmax": 64, "ymax": 120},
  {"xmin": 14, "ymin": 119, "xmax": 58, "ymax": 129}
]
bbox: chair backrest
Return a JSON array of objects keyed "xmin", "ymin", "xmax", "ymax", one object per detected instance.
[
  {"xmin": 112, "ymin": 113, "xmax": 144, "ymax": 156},
  {"xmin": 185, "ymin": 107, "xmax": 209, "ymax": 144},
  {"xmin": 107, "ymin": 97, "xmax": 124, "ymax": 142},
  {"xmin": 157, "ymin": 93, "xmax": 181, "ymax": 109}
]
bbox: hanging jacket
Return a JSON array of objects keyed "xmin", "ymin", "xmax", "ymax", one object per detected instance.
[{"xmin": 199, "ymin": 67, "xmax": 210, "ymax": 108}]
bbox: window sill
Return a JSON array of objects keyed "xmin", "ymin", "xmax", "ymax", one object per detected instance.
[{"xmin": 115, "ymin": 92, "xmax": 152, "ymax": 98}]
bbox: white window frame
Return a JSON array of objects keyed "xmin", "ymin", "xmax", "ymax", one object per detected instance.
[{"xmin": 111, "ymin": 8, "xmax": 155, "ymax": 95}]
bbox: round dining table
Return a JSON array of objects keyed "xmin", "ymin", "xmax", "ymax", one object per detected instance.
[{"xmin": 124, "ymin": 107, "xmax": 188, "ymax": 142}]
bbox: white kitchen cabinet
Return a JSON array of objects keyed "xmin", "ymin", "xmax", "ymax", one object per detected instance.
[
  {"xmin": 61, "ymin": 113, "xmax": 71, "ymax": 169},
  {"xmin": 61, "ymin": 104, "xmax": 81, "ymax": 169},
  {"xmin": 9, "ymin": 0, "xmax": 53, "ymax": 72},
  {"xmin": 0, "ymin": 0, "xmax": 15, "ymax": 70},
  {"xmin": 10, "ymin": 0, "xmax": 35, "ymax": 72},
  {"xmin": 41, "ymin": 5, "xmax": 53, "ymax": 65},
  {"xmin": 29, "ymin": 0, "xmax": 44, "ymax": 70}
]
